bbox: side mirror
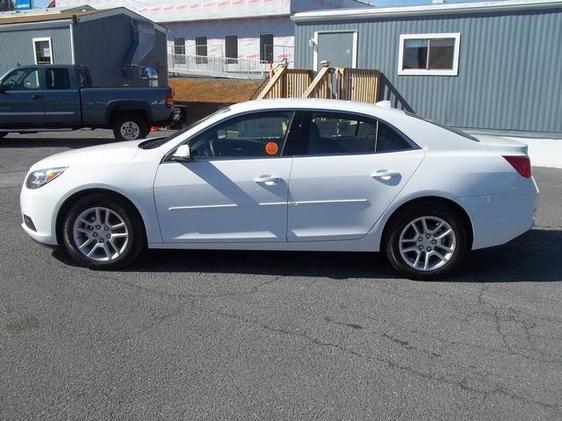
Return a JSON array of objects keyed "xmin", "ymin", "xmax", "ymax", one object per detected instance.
[{"xmin": 170, "ymin": 144, "xmax": 191, "ymax": 162}]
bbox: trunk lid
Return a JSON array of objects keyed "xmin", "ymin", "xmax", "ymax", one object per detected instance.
[{"xmin": 477, "ymin": 134, "xmax": 528, "ymax": 156}]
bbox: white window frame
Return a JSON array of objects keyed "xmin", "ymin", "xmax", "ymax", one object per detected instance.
[
  {"xmin": 313, "ymin": 30, "xmax": 358, "ymax": 71},
  {"xmin": 398, "ymin": 33, "xmax": 461, "ymax": 76},
  {"xmin": 32, "ymin": 37, "xmax": 53, "ymax": 65}
]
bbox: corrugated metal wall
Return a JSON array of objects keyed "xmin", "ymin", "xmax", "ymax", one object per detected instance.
[
  {"xmin": 0, "ymin": 25, "xmax": 73, "ymax": 76},
  {"xmin": 73, "ymin": 15, "xmax": 168, "ymax": 88},
  {"xmin": 295, "ymin": 9, "xmax": 562, "ymax": 135}
]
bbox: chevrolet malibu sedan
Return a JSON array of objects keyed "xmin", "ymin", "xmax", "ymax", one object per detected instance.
[{"xmin": 20, "ymin": 99, "xmax": 539, "ymax": 279}]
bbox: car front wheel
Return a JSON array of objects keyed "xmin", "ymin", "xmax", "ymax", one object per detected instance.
[
  {"xmin": 62, "ymin": 194, "xmax": 145, "ymax": 269},
  {"xmin": 385, "ymin": 203, "xmax": 469, "ymax": 280}
]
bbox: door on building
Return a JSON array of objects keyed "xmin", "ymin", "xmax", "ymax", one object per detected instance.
[
  {"xmin": 315, "ymin": 31, "xmax": 357, "ymax": 70},
  {"xmin": 0, "ymin": 67, "xmax": 44, "ymax": 128}
]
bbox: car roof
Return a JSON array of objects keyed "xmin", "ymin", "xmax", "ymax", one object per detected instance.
[{"xmin": 231, "ymin": 98, "xmax": 405, "ymax": 119}]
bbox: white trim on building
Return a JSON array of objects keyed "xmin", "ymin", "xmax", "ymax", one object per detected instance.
[
  {"xmin": 32, "ymin": 37, "xmax": 53, "ymax": 64},
  {"xmin": 397, "ymin": 33, "xmax": 461, "ymax": 77},
  {"xmin": 292, "ymin": 0, "xmax": 562, "ymax": 22}
]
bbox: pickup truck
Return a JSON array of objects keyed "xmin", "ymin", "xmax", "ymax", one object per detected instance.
[{"xmin": 0, "ymin": 65, "xmax": 175, "ymax": 140}]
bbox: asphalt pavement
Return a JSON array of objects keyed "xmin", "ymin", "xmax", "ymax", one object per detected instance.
[{"xmin": 1, "ymin": 130, "xmax": 561, "ymax": 420}]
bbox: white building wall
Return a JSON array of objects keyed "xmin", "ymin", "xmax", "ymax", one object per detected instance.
[{"xmin": 167, "ymin": 16, "xmax": 294, "ymax": 63}]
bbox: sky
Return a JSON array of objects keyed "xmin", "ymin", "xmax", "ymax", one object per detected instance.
[{"xmin": 31, "ymin": 0, "xmax": 491, "ymax": 11}]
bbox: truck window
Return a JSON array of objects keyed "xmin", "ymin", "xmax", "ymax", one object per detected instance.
[
  {"xmin": 46, "ymin": 68, "xmax": 70, "ymax": 90},
  {"xmin": 0, "ymin": 68, "xmax": 40, "ymax": 91}
]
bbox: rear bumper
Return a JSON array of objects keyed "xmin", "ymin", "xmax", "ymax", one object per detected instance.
[{"xmin": 459, "ymin": 176, "xmax": 540, "ymax": 250}]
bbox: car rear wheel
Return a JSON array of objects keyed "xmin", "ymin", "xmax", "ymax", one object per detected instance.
[
  {"xmin": 113, "ymin": 113, "xmax": 149, "ymax": 141},
  {"xmin": 384, "ymin": 203, "xmax": 469, "ymax": 280},
  {"xmin": 62, "ymin": 194, "xmax": 145, "ymax": 269}
]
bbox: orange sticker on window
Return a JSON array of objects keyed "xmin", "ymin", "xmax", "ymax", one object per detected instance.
[{"xmin": 265, "ymin": 141, "xmax": 279, "ymax": 156}]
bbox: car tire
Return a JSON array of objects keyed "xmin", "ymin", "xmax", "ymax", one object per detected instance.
[
  {"xmin": 384, "ymin": 202, "xmax": 469, "ymax": 280},
  {"xmin": 112, "ymin": 113, "xmax": 149, "ymax": 141},
  {"xmin": 62, "ymin": 193, "xmax": 145, "ymax": 269}
]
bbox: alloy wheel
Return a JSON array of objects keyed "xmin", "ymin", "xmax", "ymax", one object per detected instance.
[
  {"xmin": 72, "ymin": 207, "xmax": 129, "ymax": 262},
  {"xmin": 398, "ymin": 216, "xmax": 456, "ymax": 272},
  {"xmin": 120, "ymin": 121, "xmax": 140, "ymax": 140}
]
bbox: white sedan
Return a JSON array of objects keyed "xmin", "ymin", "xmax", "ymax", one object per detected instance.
[{"xmin": 20, "ymin": 99, "xmax": 539, "ymax": 279}]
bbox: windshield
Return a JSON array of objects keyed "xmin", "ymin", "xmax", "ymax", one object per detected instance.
[
  {"xmin": 405, "ymin": 112, "xmax": 479, "ymax": 142},
  {"xmin": 138, "ymin": 107, "xmax": 231, "ymax": 149}
]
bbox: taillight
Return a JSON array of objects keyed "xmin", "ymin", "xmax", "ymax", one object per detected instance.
[
  {"xmin": 503, "ymin": 155, "xmax": 531, "ymax": 178},
  {"xmin": 166, "ymin": 88, "xmax": 173, "ymax": 109}
]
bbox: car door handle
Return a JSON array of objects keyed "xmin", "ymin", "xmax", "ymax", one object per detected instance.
[
  {"xmin": 254, "ymin": 175, "xmax": 282, "ymax": 184},
  {"xmin": 31, "ymin": 94, "xmax": 42, "ymax": 100},
  {"xmin": 372, "ymin": 169, "xmax": 400, "ymax": 180}
]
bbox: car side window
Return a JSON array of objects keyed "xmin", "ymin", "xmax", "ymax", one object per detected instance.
[
  {"xmin": 46, "ymin": 68, "xmax": 70, "ymax": 90},
  {"xmin": 0, "ymin": 68, "xmax": 40, "ymax": 91},
  {"xmin": 188, "ymin": 112, "xmax": 293, "ymax": 160},
  {"xmin": 376, "ymin": 122, "xmax": 413, "ymax": 153},
  {"xmin": 301, "ymin": 112, "xmax": 378, "ymax": 156}
]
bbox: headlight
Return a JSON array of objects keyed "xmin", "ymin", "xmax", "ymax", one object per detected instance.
[{"xmin": 25, "ymin": 167, "xmax": 67, "ymax": 189}]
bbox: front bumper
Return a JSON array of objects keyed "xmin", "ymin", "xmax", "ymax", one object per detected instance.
[{"xmin": 20, "ymin": 184, "xmax": 60, "ymax": 246}]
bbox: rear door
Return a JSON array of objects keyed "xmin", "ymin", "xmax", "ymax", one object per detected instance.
[
  {"xmin": 0, "ymin": 67, "xmax": 44, "ymax": 128},
  {"xmin": 42, "ymin": 67, "xmax": 81, "ymax": 127},
  {"xmin": 287, "ymin": 111, "xmax": 424, "ymax": 242}
]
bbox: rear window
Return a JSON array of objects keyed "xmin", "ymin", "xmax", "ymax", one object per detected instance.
[
  {"xmin": 406, "ymin": 112, "xmax": 479, "ymax": 142},
  {"xmin": 46, "ymin": 68, "xmax": 70, "ymax": 90}
]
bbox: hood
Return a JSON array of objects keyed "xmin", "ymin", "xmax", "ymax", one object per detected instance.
[{"xmin": 30, "ymin": 140, "xmax": 143, "ymax": 171}]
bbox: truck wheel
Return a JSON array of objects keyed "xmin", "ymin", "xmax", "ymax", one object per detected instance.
[{"xmin": 113, "ymin": 114, "xmax": 149, "ymax": 141}]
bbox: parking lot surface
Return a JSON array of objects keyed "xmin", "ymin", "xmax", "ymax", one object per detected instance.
[{"xmin": 1, "ymin": 131, "xmax": 561, "ymax": 420}]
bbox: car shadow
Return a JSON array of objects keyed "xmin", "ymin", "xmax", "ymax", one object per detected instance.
[{"xmin": 52, "ymin": 229, "xmax": 562, "ymax": 283}]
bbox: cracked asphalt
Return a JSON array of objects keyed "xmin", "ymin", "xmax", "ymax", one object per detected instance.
[{"xmin": 1, "ymin": 131, "xmax": 561, "ymax": 420}]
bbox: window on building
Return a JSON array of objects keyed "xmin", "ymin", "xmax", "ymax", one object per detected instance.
[
  {"xmin": 173, "ymin": 37, "xmax": 186, "ymax": 65},
  {"xmin": 195, "ymin": 36, "xmax": 208, "ymax": 64},
  {"xmin": 398, "ymin": 33, "xmax": 460, "ymax": 76},
  {"xmin": 225, "ymin": 35, "xmax": 238, "ymax": 64},
  {"xmin": 260, "ymin": 34, "xmax": 273, "ymax": 63},
  {"xmin": 46, "ymin": 68, "xmax": 70, "ymax": 90},
  {"xmin": 33, "ymin": 38, "xmax": 53, "ymax": 65}
]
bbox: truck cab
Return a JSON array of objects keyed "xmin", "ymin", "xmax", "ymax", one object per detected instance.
[{"xmin": 0, "ymin": 65, "xmax": 174, "ymax": 140}]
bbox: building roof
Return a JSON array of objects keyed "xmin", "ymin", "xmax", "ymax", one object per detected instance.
[
  {"xmin": 0, "ymin": 7, "xmax": 99, "ymax": 26},
  {"xmin": 0, "ymin": 6, "xmax": 167, "ymax": 32},
  {"xmin": 292, "ymin": 0, "xmax": 562, "ymax": 22}
]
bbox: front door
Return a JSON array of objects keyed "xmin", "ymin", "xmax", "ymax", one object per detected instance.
[
  {"xmin": 287, "ymin": 111, "xmax": 424, "ymax": 242},
  {"xmin": 316, "ymin": 31, "xmax": 356, "ymax": 70},
  {"xmin": 154, "ymin": 111, "xmax": 296, "ymax": 243},
  {"xmin": 0, "ymin": 67, "xmax": 44, "ymax": 128}
]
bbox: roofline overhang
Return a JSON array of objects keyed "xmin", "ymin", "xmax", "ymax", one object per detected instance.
[
  {"xmin": 0, "ymin": 19, "xmax": 72, "ymax": 31},
  {"xmin": 291, "ymin": 0, "xmax": 562, "ymax": 23}
]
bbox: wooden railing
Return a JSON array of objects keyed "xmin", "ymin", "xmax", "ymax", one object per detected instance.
[
  {"xmin": 256, "ymin": 61, "xmax": 381, "ymax": 104},
  {"xmin": 256, "ymin": 64, "xmax": 314, "ymax": 99}
]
